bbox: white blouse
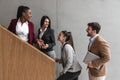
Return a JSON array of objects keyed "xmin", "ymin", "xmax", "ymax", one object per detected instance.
[
  {"xmin": 39, "ymin": 28, "xmax": 47, "ymax": 39},
  {"xmin": 16, "ymin": 19, "xmax": 29, "ymax": 41}
]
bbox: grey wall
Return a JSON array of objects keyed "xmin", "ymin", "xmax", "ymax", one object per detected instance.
[{"xmin": 0, "ymin": 0, "xmax": 120, "ymax": 80}]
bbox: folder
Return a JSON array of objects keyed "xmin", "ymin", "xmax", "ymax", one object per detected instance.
[{"xmin": 83, "ymin": 51, "xmax": 100, "ymax": 63}]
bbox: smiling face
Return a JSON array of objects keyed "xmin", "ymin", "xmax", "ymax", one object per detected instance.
[
  {"xmin": 86, "ymin": 26, "xmax": 96, "ymax": 37},
  {"xmin": 43, "ymin": 18, "xmax": 49, "ymax": 28},
  {"xmin": 23, "ymin": 9, "xmax": 32, "ymax": 21},
  {"xmin": 58, "ymin": 32, "xmax": 66, "ymax": 44}
]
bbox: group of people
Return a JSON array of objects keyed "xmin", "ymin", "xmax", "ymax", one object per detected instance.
[{"xmin": 8, "ymin": 5, "xmax": 110, "ymax": 80}]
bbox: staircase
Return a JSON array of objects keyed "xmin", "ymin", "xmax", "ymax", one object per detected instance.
[{"xmin": 0, "ymin": 25, "xmax": 55, "ymax": 80}]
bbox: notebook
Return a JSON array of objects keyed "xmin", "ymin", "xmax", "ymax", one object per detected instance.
[{"xmin": 83, "ymin": 51, "xmax": 100, "ymax": 63}]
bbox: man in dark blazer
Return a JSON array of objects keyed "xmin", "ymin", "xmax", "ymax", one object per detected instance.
[{"xmin": 85, "ymin": 22, "xmax": 110, "ymax": 80}]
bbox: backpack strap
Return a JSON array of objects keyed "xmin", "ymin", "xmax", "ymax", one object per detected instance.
[{"xmin": 61, "ymin": 42, "xmax": 68, "ymax": 52}]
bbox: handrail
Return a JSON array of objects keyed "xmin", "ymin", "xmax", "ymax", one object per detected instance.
[{"xmin": 0, "ymin": 25, "xmax": 55, "ymax": 80}]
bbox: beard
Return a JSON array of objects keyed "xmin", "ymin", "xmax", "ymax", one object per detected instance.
[{"xmin": 87, "ymin": 33, "xmax": 91, "ymax": 37}]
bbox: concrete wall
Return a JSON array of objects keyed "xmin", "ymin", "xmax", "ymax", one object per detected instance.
[{"xmin": 0, "ymin": 0, "xmax": 120, "ymax": 80}]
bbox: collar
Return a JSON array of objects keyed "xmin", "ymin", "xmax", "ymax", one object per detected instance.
[
  {"xmin": 18, "ymin": 18, "xmax": 28, "ymax": 24},
  {"xmin": 40, "ymin": 27, "xmax": 47, "ymax": 32},
  {"xmin": 89, "ymin": 34, "xmax": 99, "ymax": 42}
]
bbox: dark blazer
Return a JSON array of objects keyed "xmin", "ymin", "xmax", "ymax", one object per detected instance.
[
  {"xmin": 8, "ymin": 19, "xmax": 35, "ymax": 45},
  {"xmin": 37, "ymin": 28, "xmax": 56, "ymax": 52},
  {"xmin": 88, "ymin": 35, "xmax": 110, "ymax": 77}
]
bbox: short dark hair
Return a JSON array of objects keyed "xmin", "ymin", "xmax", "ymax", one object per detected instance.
[
  {"xmin": 88, "ymin": 22, "xmax": 101, "ymax": 34},
  {"xmin": 40, "ymin": 15, "xmax": 51, "ymax": 28},
  {"xmin": 17, "ymin": 5, "xmax": 30, "ymax": 19}
]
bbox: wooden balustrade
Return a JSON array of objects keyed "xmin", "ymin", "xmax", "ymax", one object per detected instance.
[{"xmin": 0, "ymin": 25, "xmax": 55, "ymax": 80}]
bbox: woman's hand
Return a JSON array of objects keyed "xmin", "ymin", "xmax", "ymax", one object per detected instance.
[
  {"xmin": 37, "ymin": 39, "xmax": 45, "ymax": 48},
  {"xmin": 41, "ymin": 44, "xmax": 48, "ymax": 49},
  {"xmin": 55, "ymin": 58, "xmax": 61, "ymax": 63},
  {"xmin": 59, "ymin": 72, "xmax": 64, "ymax": 76}
]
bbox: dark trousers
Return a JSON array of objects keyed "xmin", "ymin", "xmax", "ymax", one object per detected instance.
[{"xmin": 57, "ymin": 70, "xmax": 81, "ymax": 80}]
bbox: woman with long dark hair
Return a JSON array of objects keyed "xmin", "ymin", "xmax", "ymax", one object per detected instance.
[
  {"xmin": 56, "ymin": 30, "xmax": 82, "ymax": 80},
  {"xmin": 37, "ymin": 15, "xmax": 56, "ymax": 59}
]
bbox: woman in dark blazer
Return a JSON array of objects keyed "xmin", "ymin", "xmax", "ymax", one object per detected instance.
[
  {"xmin": 37, "ymin": 15, "xmax": 56, "ymax": 59},
  {"xmin": 8, "ymin": 5, "xmax": 35, "ymax": 45}
]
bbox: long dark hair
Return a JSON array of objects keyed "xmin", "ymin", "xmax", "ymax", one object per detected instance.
[
  {"xmin": 61, "ymin": 30, "xmax": 75, "ymax": 51},
  {"xmin": 40, "ymin": 15, "xmax": 51, "ymax": 28},
  {"xmin": 16, "ymin": 5, "xmax": 30, "ymax": 19}
]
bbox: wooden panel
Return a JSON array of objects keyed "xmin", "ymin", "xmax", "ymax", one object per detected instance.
[
  {"xmin": 0, "ymin": 25, "xmax": 3, "ymax": 80},
  {"xmin": 0, "ymin": 25, "xmax": 55, "ymax": 80}
]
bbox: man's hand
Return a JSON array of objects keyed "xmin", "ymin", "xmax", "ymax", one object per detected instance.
[{"xmin": 86, "ymin": 61, "xmax": 93, "ymax": 68}]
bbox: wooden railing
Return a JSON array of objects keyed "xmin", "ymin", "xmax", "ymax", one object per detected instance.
[{"xmin": 0, "ymin": 25, "xmax": 55, "ymax": 80}]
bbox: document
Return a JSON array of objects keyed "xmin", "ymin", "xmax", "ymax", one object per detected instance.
[{"xmin": 83, "ymin": 51, "xmax": 100, "ymax": 63}]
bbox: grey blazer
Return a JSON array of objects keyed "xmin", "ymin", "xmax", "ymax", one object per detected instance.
[{"xmin": 61, "ymin": 44, "xmax": 82, "ymax": 73}]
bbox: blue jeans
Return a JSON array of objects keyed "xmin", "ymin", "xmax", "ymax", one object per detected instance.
[{"xmin": 45, "ymin": 50, "xmax": 56, "ymax": 59}]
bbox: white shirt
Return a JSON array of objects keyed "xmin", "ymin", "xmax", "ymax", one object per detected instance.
[
  {"xmin": 39, "ymin": 28, "xmax": 47, "ymax": 39},
  {"xmin": 16, "ymin": 19, "xmax": 29, "ymax": 41}
]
